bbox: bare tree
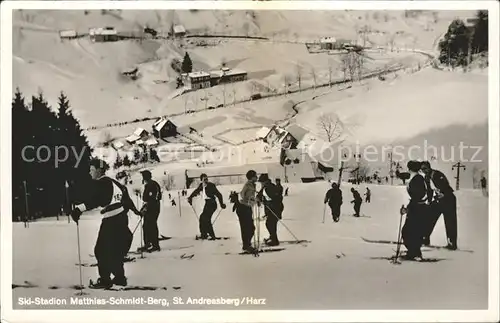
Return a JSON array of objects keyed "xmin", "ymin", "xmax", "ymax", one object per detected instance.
[
  {"xmin": 317, "ymin": 113, "xmax": 343, "ymax": 143},
  {"xmin": 311, "ymin": 67, "xmax": 317, "ymax": 90},
  {"xmin": 163, "ymin": 174, "xmax": 175, "ymax": 191},
  {"xmin": 100, "ymin": 131, "xmax": 113, "ymax": 147},
  {"xmin": 346, "ymin": 52, "xmax": 358, "ymax": 83},
  {"xmin": 232, "ymin": 87, "xmax": 237, "ymax": 106},
  {"xmin": 340, "ymin": 54, "xmax": 349, "ymax": 82},
  {"xmin": 283, "ymin": 74, "xmax": 290, "ymax": 94},
  {"xmin": 296, "ymin": 64, "xmax": 302, "ymax": 91},
  {"xmin": 355, "ymin": 53, "xmax": 365, "ymax": 83}
]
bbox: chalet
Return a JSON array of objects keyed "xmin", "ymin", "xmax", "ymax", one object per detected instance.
[
  {"xmin": 263, "ymin": 125, "xmax": 299, "ymax": 149},
  {"xmin": 209, "ymin": 67, "xmax": 248, "ymax": 86},
  {"xmin": 185, "ymin": 71, "xmax": 211, "ymax": 90},
  {"xmin": 59, "ymin": 29, "xmax": 78, "ymax": 40},
  {"xmin": 89, "ymin": 27, "xmax": 118, "ymax": 42},
  {"xmin": 173, "ymin": 24, "xmax": 186, "ymax": 38},
  {"xmin": 256, "ymin": 127, "xmax": 271, "ymax": 140},
  {"xmin": 319, "ymin": 37, "xmax": 337, "ymax": 50},
  {"xmin": 152, "ymin": 117, "xmax": 178, "ymax": 139},
  {"xmin": 112, "ymin": 141, "xmax": 125, "ymax": 150},
  {"xmin": 126, "ymin": 127, "xmax": 149, "ymax": 144},
  {"xmin": 145, "ymin": 137, "xmax": 159, "ymax": 147}
]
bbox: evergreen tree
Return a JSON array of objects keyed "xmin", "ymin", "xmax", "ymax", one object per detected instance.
[
  {"xmin": 472, "ymin": 10, "xmax": 488, "ymax": 54},
  {"xmin": 438, "ymin": 19, "xmax": 470, "ymax": 66},
  {"xmin": 123, "ymin": 155, "xmax": 132, "ymax": 167},
  {"xmin": 181, "ymin": 52, "xmax": 193, "ymax": 74}
]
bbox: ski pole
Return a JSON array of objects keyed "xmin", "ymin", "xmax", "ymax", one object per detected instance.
[
  {"xmin": 393, "ymin": 205, "xmax": 405, "ymax": 264},
  {"xmin": 178, "ymin": 191, "xmax": 182, "ymax": 217},
  {"xmin": 132, "ymin": 216, "xmax": 143, "ymax": 235},
  {"xmin": 322, "ymin": 204, "xmax": 326, "ymax": 223},
  {"xmin": 190, "ymin": 204, "xmax": 200, "ymax": 220},
  {"xmin": 211, "ymin": 208, "xmax": 223, "ymax": 225},
  {"xmin": 263, "ymin": 204, "xmax": 302, "ymax": 245},
  {"xmin": 76, "ymin": 222, "xmax": 84, "ymax": 294}
]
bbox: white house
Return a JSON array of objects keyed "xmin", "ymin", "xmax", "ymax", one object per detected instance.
[
  {"xmin": 59, "ymin": 29, "xmax": 77, "ymax": 40},
  {"xmin": 126, "ymin": 127, "xmax": 149, "ymax": 144}
]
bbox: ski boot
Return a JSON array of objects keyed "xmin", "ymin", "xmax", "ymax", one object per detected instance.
[
  {"xmin": 89, "ymin": 278, "xmax": 113, "ymax": 289},
  {"xmin": 195, "ymin": 235, "xmax": 208, "ymax": 240},
  {"xmin": 333, "ymin": 216, "xmax": 340, "ymax": 222},
  {"xmin": 446, "ymin": 240, "xmax": 458, "ymax": 250},
  {"xmin": 111, "ymin": 276, "xmax": 128, "ymax": 287},
  {"xmin": 137, "ymin": 245, "xmax": 152, "ymax": 252},
  {"xmin": 265, "ymin": 239, "xmax": 280, "ymax": 247}
]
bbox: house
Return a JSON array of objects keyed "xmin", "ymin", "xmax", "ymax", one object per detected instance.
[
  {"xmin": 263, "ymin": 125, "xmax": 299, "ymax": 149},
  {"xmin": 185, "ymin": 71, "xmax": 211, "ymax": 90},
  {"xmin": 152, "ymin": 117, "xmax": 178, "ymax": 139},
  {"xmin": 256, "ymin": 127, "xmax": 271, "ymax": 140},
  {"xmin": 319, "ymin": 37, "xmax": 337, "ymax": 50},
  {"xmin": 112, "ymin": 141, "xmax": 125, "ymax": 150},
  {"xmin": 145, "ymin": 137, "xmax": 159, "ymax": 147},
  {"xmin": 59, "ymin": 29, "xmax": 78, "ymax": 40},
  {"xmin": 209, "ymin": 67, "xmax": 248, "ymax": 86},
  {"xmin": 126, "ymin": 127, "xmax": 149, "ymax": 144},
  {"xmin": 89, "ymin": 27, "xmax": 118, "ymax": 42},
  {"xmin": 173, "ymin": 24, "xmax": 186, "ymax": 38}
]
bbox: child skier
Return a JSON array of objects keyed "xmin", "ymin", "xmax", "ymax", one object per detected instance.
[
  {"xmin": 350, "ymin": 188, "xmax": 363, "ymax": 217},
  {"xmin": 324, "ymin": 182, "xmax": 343, "ymax": 222}
]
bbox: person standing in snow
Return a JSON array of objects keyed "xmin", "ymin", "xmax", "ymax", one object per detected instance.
[
  {"xmin": 138, "ymin": 170, "xmax": 162, "ymax": 253},
  {"xmin": 188, "ymin": 173, "xmax": 226, "ymax": 240},
  {"xmin": 257, "ymin": 174, "xmax": 283, "ymax": 246},
  {"xmin": 324, "ymin": 182, "xmax": 343, "ymax": 222},
  {"xmin": 275, "ymin": 178, "xmax": 284, "ymax": 198},
  {"xmin": 350, "ymin": 188, "xmax": 363, "ymax": 217},
  {"xmin": 400, "ymin": 160, "xmax": 427, "ymax": 261},
  {"xmin": 284, "ymin": 187, "xmax": 289, "ymax": 196},
  {"xmin": 71, "ymin": 158, "xmax": 141, "ymax": 289},
  {"xmin": 364, "ymin": 187, "xmax": 371, "ymax": 203},
  {"xmin": 234, "ymin": 170, "xmax": 258, "ymax": 252},
  {"xmin": 480, "ymin": 175, "xmax": 488, "ymax": 197},
  {"xmin": 420, "ymin": 161, "xmax": 458, "ymax": 250}
]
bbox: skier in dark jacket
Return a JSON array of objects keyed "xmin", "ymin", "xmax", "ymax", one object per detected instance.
[
  {"xmin": 401, "ymin": 160, "xmax": 427, "ymax": 261},
  {"xmin": 364, "ymin": 187, "xmax": 371, "ymax": 203},
  {"xmin": 230, "ymin": 170, "xmax": 258, "ymax": 253},
  {"xmin": 350, "ymin": 188, "xmax": 363, "ymax": 217},
  {"xmin": 324, "ymin": 182, "xmax": 343, "ymax": 222},
  {"xmin": 275, "ymin": 178, "xmax": 284, "ymax": 199},
  {"xmin": 420, "ymin": 161, "xmax": 458, "ymax": 250},
  {"xmin": 138, "ymin": 170, "xmax": 162, "ymax": 252},
  {"xmin": 257, "ymin": 174, "xmax": 283, "ymax": 246},
  {"xmin": 188, "ymin": 173, "xmax": 226, "ymax": 240},
  {"xmin": 71, "ymin": 158, "xmax": 141, "ymax": 289}
]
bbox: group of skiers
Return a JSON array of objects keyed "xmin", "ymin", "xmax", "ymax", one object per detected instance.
[{"xmin": 70, "ymin": 157, "xmax": 459, "ymax": 288}]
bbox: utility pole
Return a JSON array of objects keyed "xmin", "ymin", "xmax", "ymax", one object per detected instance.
[
  {"xmin": 388, "ymin": 151, "xmax": 394, "ymax": 185},
  {"xmin": 337, "ymin": 161, "xmax": 345, "ymax": 187},
  {"xmin": 65, "ymin": 180, "xmax": 70, "ymax": 223},
  {"xmin": 23, "ymin": 180, "xmax": 30, "ymax": 228},
  {"xmin": 452, "ymin": 161, "xmax": 466, "ymax": 191},
  {"xmin": 178, "ymin": 191, "xmax": 182, "ymax": 217},
  {"xmin": 223, "ymin": 83, "xmax": 226, "ymax": 107}
]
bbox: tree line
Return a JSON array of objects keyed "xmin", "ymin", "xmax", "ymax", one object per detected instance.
[
  {"xmin": 438, "ymin": 10, "xmax": 488, "ymax": 68},
  {"xmin": 12, "ymin": 89, "xmax": 93, "ymax": 222}
]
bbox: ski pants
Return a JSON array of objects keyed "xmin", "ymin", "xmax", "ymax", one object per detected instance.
[
  {"xmin": 329, "ymin": 203, "xmax": 341, "ymax": 220},
  {"xmin": 425, "ymin": 194, "xmax": 457, "ymax": 245},
  {"xmin": 143, "ymin": 202, "xmax": 160, "ymax": 248},
  {"xmin": 264, "ymin": 202, "xmax": 282, "ymax": 242},
  {"xmin": 365, "ymin": 196, "xmax": 371, "ymax": 203},
  {"xmin": 94, "ymin": 213, "xmax": 133, "ymax": 281},
  {"xmin": 353, "ymin": 201, "xmax": 362, "ymax": 216},
  {"xmin": 402, "ymin": 203, "xmax": 427, "ymax": 257},
  {"xmin": 236, "ymin": 204, "xmax": 255, "ymax": 249},
  {"xmin": 199, "ymin": 199, "xmax": 217, "ymax": 238}
]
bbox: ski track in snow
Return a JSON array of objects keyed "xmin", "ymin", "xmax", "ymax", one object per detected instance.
[{"xmin": 12, "ymin": 183, "xmax": 488, "ymax": 310}]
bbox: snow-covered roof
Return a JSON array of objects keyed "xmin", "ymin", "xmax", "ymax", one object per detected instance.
[
  {"xmin": 145, "ymin": 137, "xmax": 159, "ymax": 146},
  {"xmin": 136, "ymin": 139, "xmax": 145, "ymax": 145},
  {"xmin": 256, "ymin": 126, "xmax": 271, "ymax": 139},
  {"xmin": 210, "ymin": 68, "xmax": 247, "ymax": 78},
  {"xmin": 286, "ymin": 124, "xmax": 309, "ymax": 142},
  {"xmin": 59, "ymin": 30, "xmax": 77, "ymax": 38},
  {"xmin": 320, "ymin": 36, "xmax": 336, "ymax": 43},
  {"xmin": 188, "ymin": 71, "xmax": 210, "ymax": 79},
  {"xmin": 133, "ymin": 128, "xmax": 147, "ymax": 136},
  {"xmin": 112, "ymin": 141, "xmax": 124, "ymax": 149},
  {"xmin": 126, "ymin": 134, "xmax": 141, "ymax": 143},
  {"xmin": 153, "ymin": 118, "xmax": 168, "ymax": 131},
  {"xmin": 90, "ymin": 27, "xmax": 117, "ymax": 36},
  {"xmin": 173, "ymin": 25, "xmax": 186, "ymax": 34}
]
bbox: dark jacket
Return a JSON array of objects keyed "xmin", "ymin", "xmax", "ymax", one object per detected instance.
[
  {"xmin": 142, "ymin": 180, "xmax": 162, "ymax": 204},
  {"xmin": 325, "ymin": 188, "xmax": 343, "ymax": 206},
  {"xmin": 189, "ymin": 182, "xmax": 224, "ymax": 205},
  {"xmin": 81, "ymin": 176, "xmax": 139, "ymax": 216},
  {"xmin": 257, "ymin": 183, "xmax": 282, "ymax": 206},
  {"xmin": 425, "ymin": 169, "xmax": 454, "ymax": 202},
  {"xmin": 407, "ymin": 174, "xmax": 427, "ymax": 206},
  {"xmin": 352, "ymin": 190, "xmax": 362, "ymax": 203}
]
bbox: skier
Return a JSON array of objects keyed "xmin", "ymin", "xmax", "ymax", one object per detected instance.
[
  {"xmin": 364, "ymin": 187, "xmax": 371, "ymax": 203},
  {"xmin": 350, "ymin": 188, "xmax": 363, "ymax": 217},
  {"xmin": 284, "ymin": 187, "xmax": 289, "ymax": 196},
  {"xmin": 138, "ymin": 170, "xmax": 162, "ymax": 253},
  {"xmin": 71, "ymin": 158, "xmax": 141, "ymax": 289},
  {"xmin": 324, "ymin": 182, "xmax": 343, "ymax": 222},
  {"xmin": 171, "ymin": 199, "xmax": 176, "ymax": 207},
  {"xmin": 187, "ymin": 173, "xmax": 226, "ymax": 240},
  {"xmin": 257, "ymin": 174, "xmax": 283, "ymax": 246},
  {"xmin": 275, "ymin": 178, "xmax": 284, "ymax": 198},
  {"xmin": 168, "ymin": 193, "xmax": 172, "ymax": 200},
  {"xmin": 480, "ymin": 175, "xmax": 488, "ymax": 197},
  {"xmin": 233, "ymin": 170, "xmax": 258, "ymax": 252},
  {"xmin": 400, "ymin": 160, "xmax": 427, "ymax": 261},
  {"xmin": 420, "ymin": 161, "xmax": 458, "ymax": 250}
]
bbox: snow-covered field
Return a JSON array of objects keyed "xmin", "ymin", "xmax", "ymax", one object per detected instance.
[{"xmin": 12, "ymin": 182, "xmax": 488, "ymax": 309}]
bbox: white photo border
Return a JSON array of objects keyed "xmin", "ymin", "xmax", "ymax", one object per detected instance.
[{"xmin": 1, "ymin": 1, "xmax": 499, "ymax": 322}]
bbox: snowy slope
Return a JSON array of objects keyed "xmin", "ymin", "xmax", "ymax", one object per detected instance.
[{"xmin": 12, "ymin": 182, "xmax": 488, "ymax": 309}]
